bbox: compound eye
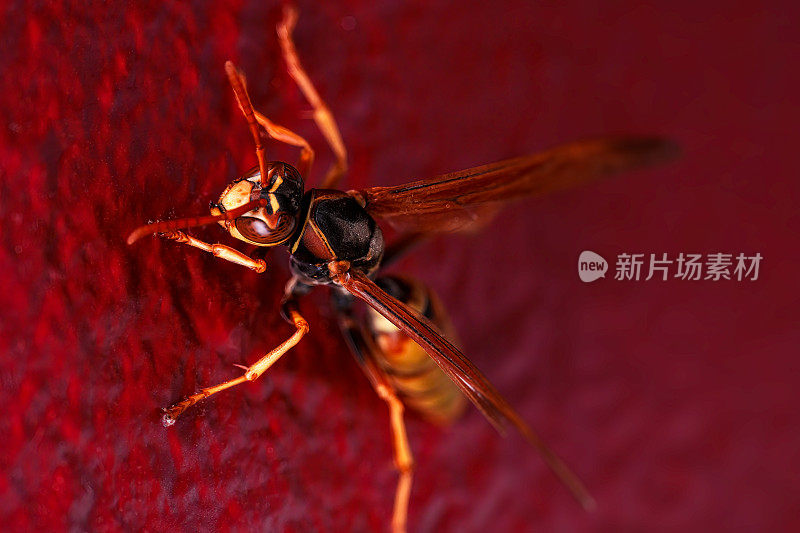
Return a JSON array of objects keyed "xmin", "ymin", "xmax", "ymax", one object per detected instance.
[
  {"xmin": 234, "ymin": 213, "xmax": 295, "ymax": 244},
  {"xmin": 235, "ymin": 217, "xmax": 269, "ymax": 241}
]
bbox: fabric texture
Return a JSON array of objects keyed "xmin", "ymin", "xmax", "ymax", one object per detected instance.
[{"xmin": 1, "ymin": 1, "xmax": 797, "ymax": 531}]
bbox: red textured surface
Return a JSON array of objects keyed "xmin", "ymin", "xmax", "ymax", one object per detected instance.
[{"xmin": 2, "ymin": 1, "xmax": 798, "ymax": 531}]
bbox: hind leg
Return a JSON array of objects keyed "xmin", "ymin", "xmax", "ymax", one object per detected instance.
[
  {"xmin": 337, "ymin": 306, "xmax": 414, "ymax": 533},
  {"xmin": 368, "ymin": 362, "xmax": 414, "ymax": 533}
]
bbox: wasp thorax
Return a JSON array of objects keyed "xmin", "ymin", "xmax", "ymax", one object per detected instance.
[{"xmin": 211, "ymin": 161, "xmax": 304, "ymax": 246}]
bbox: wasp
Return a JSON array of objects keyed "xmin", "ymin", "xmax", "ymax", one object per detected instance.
[{"xmin": 128, "ymin": 7, "xmax": 677, "ymax": 532}]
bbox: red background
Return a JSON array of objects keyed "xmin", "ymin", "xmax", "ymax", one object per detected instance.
[{"xmin": 2, "ymin": 1, "xmax": 798, "ymax": 531}]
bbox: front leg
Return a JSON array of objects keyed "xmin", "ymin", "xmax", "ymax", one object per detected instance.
[
  {"xmin": 162, "ymin": 230, "xmax": 266, "ymax": 273},
  {"xmin": 162, "ymin": 290, "xmax": 308, "ymax": 425}
]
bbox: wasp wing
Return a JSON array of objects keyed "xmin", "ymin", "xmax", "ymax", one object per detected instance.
[
  {"xmin": 355, "ymin": 136, "xmax": 678, "ymax": 233},
  {"xmin": 339, "ymin": 269, "xmax": 595, "ymax": 509}
]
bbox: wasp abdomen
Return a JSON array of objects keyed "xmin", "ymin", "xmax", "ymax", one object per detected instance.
[{"xmin": 367, "ymin": 276, "xmax": 466, "ymax": 425}]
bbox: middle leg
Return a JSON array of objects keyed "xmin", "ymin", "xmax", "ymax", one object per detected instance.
[
  {"xmin": 162, "ymin": 292, "xmax": 309, "ymax": 426},
  {"xmin": 278, "ymin": 6, "xmax": 348, "ymax": 189}
]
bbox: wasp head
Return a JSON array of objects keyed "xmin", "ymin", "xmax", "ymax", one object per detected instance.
[{"xmin": 211, "ymin": 161, "xmax": 304, "ymax": 246}]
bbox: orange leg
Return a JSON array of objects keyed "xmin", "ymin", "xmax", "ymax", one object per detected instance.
[
  {"xmin": 161, "ymin": 231, "xmax": 266, "ymax": 272},
  {"xmin": 278, "ymin": 6, "xmax": 348, "ymax": 189},
  {"xmin": 162, "ymin": 302, "xmax": 308, "ymax": 425},
  {"xmin": 253, "ymin": 110, "xmax": 314, "ymax": 178},
  {"xmin": 360, "ymin": 357, "xmax": 415, "ymax": 533}
]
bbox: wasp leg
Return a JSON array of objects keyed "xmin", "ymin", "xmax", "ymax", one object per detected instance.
[
  {"xmin": 162, "ymin": 299, "xmax": 308, "ymax": 425},
  {"xmin": 372, "ymin": 363, "xmax": 414, "ymax": 533},
  {"xmin": 337, "ymin": 310, "xmax": 414, "ymax": 533},
  {"xmin": 252, "ymin": 110, "xmax": 314, "ymax": 178},
  {"xmin": 278, "ymin": 5, "xmax": 348, "ymax": 189},
  {"xmin": 363, "ymin": 356, "xmax": 414, "ymax": 533},
  {"xmin": 161, "ymin": 231, "xmax": 266, "ymax": 272}
]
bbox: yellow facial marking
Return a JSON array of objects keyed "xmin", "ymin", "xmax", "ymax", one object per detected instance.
[
  {"xmin": 220, "ymin": 180, "xmax": 253, "ymax": 211},
  {"xmin": 269, "ymin": 175, "xmax": 284, "ymax": 193}
]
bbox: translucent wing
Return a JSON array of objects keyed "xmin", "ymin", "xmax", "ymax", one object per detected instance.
[
  {"xmin": 339, "ymin": 270, "xmax": 596, "ymax": 509},
  {"xmin": 355, "ymin": 136, "xmax": 678, "ymax": 233}
]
